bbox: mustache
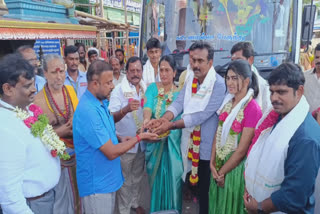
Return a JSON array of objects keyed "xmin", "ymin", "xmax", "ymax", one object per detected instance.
[
  {"xmin": 316, "ymin": 62, "xmax": 320, "ymax": 65},
  {"xmin": 193, "ymin": 68, "xmax": 200, "ymax": 72},
  {"xmin": 272, "ymin": 101, "xmax": 282, "ymax": 106},
  {"xmin": 132, "ymin": 76, "xmax": 140, "ymax": 79}
]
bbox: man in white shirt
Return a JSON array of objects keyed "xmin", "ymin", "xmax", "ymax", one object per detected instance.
[
  {"xmin": 231, "ymin": 42, "xmax": 271, "ymax": 113},
  {"xmin": 109, "ymin": 57, "xmax": 147, "ymax": 214},
  {"xmin": 0, "ymin": 53, "xmax": 61, "ymax": 214},
  {"xmin": 304, "ymin": 43, "xmax": 320, "ymax": 113},
  {"xmin": 143, "ymin": 38, "xmax": 162, "ymax": 86},
  {"xmin": 110, "ymin": 56, "xmax": 125, "ymax": 86}
]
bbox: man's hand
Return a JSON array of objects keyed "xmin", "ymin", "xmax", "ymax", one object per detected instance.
[
  {"xmin": 118, "ymin": 136, "xmax": 133, "ymax": 143},
  {"xmin": 126, "ymin": 99, "xmax": 140, "ymax": 112},
  {"xmin": 144, "ymin": 119, "xmax": 162, "ymax": 130},
  {"xmin": 139, "ymin": 132, "xmax": 158, "ymax": 141},
  {"xmin": 150, "ymin": 118, "xmax": 172, "ymax": 135},
  {"xmin": 55, "ymin": 119, "xmax": 73, "ymax": 137},
  {"xmin": 243, "ymin": 189, "xmax": 258, "ymax": 214}
]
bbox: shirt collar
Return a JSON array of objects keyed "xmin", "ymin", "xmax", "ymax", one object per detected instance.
[
  {"xmin": 84, "ymin": 90, "xmax": 109, "ymax": 108},
  {"xmin": 66, "ymin": 70, "xmax": 84, "ymax": 80},
  {"xmin": 0, "ymin": 99, "xmax": 15, "ymax": 110}
]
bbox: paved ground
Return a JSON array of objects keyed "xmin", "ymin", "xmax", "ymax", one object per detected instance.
[{"xmin": 131, "ymin": 172, "xmax": 199, "ymax": 214}]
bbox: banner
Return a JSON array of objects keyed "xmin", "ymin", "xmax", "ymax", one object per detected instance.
[{"xmin": 33, "ymin": 39, "xmax": 61, "ymax": 59}]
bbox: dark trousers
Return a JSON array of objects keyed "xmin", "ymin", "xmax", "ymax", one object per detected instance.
[{"xmin": 199, "ymin": 159, "xmax": 210, "ymax": 214}]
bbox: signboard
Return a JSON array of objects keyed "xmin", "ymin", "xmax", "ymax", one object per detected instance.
[
  {"xmin": 33, "ymin": 39, "xmax": 61, "ymax": 59},
  {"xmin": 90, "ymin": 0, "xmax": 141, "ymax": 13}
]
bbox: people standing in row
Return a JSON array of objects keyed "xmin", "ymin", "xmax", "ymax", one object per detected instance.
[
  {"xmin": 209, "ymin": 60, "xmax": 262, "ymax": 213},
  {"xmin": 33, "ymin": 54, "xmax": 81, "ymax": 214},
  {"xmin": 73, "ymin": 60, "xmax": 157, "ymax": 214},
  {"xmin": 109, "ymin": 57, "xmax": 147, "ymax": 214},
  {"xmin": 0, "ymin": 53, "xmax": 61, "ymax": 214},
  {"xmin": 16, "ymin": 45, "xmax": 46, "ymax": 94},
  {"xmin": 245, "ymin": 63, "xmax": 320, "ymax": 213},
  {"xmin": 146, "ymin": 41, "xmax": 226, "ymax": 214},
  {"xmin": 143, "ymin": 55, "xmax": 183, "ymax": 213},
  {"xmin": 230, "ymin": 42, "xmax": 271, "ymax": 113},
  {"xmin": 143, "ymin": 38, "xmax": 162, "ymax": 86},
  {"xmin": 110, "ymin": 56, "xmax": 125, "ymax": 86},
  {"xmin": 64, "ymin": 45, "xmax": 87, "ymax": 100}
]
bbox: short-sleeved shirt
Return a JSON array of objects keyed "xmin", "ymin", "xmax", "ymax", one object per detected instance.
[
  {"xmin": 241, "ymin": 99, "xmax": 262, "ymax": 129},
  {"xmin": 35, "ymin": 75, "xmax": 46, "ymax": 94},
  {"xmin": 73, "ymin": 90, "xmax": 123, "ymax": 197},
  {"xmin": 64, "ymin": 70, "xmax": 87, "ymax": 100}
]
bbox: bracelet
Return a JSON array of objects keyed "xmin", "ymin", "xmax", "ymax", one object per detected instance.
[{"xmin": 136, "ymin": 134, "xmax": 141, "ymax": 143}]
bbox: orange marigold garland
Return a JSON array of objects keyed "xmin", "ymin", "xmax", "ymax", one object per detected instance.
[{"xmin": 188, "ymin": 77, "xmax": 201, "ymax": 185}]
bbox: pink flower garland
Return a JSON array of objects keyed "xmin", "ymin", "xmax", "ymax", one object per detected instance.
[
  {"xmin": 247, "ymin": 110, "xmax": 279, "ymax": 156},
  {"xmin": 23, "ymin": 104, "xmax": 60, "ymax": 158},
  {"xmin": 218, "ymin": 111, "xmax": 242, "ymax": 134},
  {"xmin": 23, "ymin": 104, "xmax": 43, "ymax": 128}
]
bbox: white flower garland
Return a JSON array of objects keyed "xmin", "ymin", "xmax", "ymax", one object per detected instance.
[
  {"xmin": 155, "ymin": 87, "xmax": 174, "ymax": 119},
  {"xmin": 15, "ymin": 107, "xmax": 68, "ymax": 159},
  {"xmin": 216, "ymin": 101, "xmax": 245, "ymax": 162}
]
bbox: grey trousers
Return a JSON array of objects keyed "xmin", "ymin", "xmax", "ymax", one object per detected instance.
[
  {"xmin": 26, "ymin": 189, "xmax": 55, "ymax": 214},
  {"xmin": 53, "ymin": 168, "xmax": 75, "ymax": 214},
  {"xmin": 82, "ymin": 192, "xmax": 115, "ymax": 214},
  {"xmin": 115, "ymin": 150, "xmax": 145, "ymax": 214}
]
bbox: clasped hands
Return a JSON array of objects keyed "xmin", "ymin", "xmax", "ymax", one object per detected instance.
[
  {"xmin": 142, "ymin": 118, "xmax": 172, "ymax": 135},
  {"xmin": 210, "ymin": 161, "xmax": 225, "ymax": 188}
]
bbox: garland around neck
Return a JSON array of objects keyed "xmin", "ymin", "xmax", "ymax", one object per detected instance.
[
  {"xmin": 14, "ymin": 104, "xmax": 70, "ymax": 160},
  {"xmin": 215, "ymin": 99, "xmax": 245, "ymax": 170},
  {"xmin": 155, "ymin": 87, "xmax": 174, "ymax": 119}
]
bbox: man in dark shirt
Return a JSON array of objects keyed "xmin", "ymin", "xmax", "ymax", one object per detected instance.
[{"xmin": 244, "ymin": 63, "xmax": 320, "ymax": 213}]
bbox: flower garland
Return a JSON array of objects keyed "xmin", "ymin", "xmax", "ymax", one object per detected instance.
[
  {"xmin": 247, "ymin": 110, "xmax": 279, "ymax": 156},
  {"xmin": 188, "ymin": 77, "xmax": 201, "ymax": 185},
  {"xmin": 215, "ymin": 100, "xmax": 245, "ymax": 170},
  {"xmin": 129, "ymin": 95, "xmax": 145, "ymax": 131},
  {"xmin": 155, "ymin": 87, "xmax": 174, "ymax": 119},
  {"xmin": 15, "ymin": 104, "xmax": 70, "ymax": 160}
]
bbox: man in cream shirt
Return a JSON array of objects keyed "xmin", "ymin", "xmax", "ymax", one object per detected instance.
[
  {"xmin": 109, "ymin": 57, "xmax": 146, "ymax": 214},
  {"xmin": 0, "ymin": 53, "xmax": 60, "ymax": 214},
  {"xmin": 143, "ymin": 38, "xmax": 162, "ymax": 86}
]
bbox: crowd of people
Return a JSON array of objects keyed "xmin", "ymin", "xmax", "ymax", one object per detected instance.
[{"xmin": 0, "ymin": 38, "xmax": 320, "ymax": 214}]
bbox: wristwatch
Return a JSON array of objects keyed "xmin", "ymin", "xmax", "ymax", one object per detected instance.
[{"xmin": 257, "ymin": 202, "xmax": 266, "ymax": 214}]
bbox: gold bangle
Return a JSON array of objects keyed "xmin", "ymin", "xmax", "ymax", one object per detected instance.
[{"xmin": 120, "ymin": 108, "xmax": 124, "ymax": 116}]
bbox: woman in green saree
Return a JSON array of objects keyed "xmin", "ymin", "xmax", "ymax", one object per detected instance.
[{"xmin": 143, "ymin": 55, "xmax": 183, "ymax": 213}]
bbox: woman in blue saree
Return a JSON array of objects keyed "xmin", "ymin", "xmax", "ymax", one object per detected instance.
[{"xmin": 143, "ymin": 55, "xmax": 183, "ymax": 213}]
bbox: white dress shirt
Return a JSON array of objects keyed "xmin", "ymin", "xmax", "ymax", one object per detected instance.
[
  {"xmin": 0, "ymin": 100, "xmax": 60, "ymax": 214},
  {"xmin": 113, "ymin": 72, "xmax": 125, "ymax": 86},
  {"xmin": 109, "ymin": 84, "xmax": 145, "ymax": 153}
]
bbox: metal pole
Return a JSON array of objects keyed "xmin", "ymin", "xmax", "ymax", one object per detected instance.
[{"xmin": 124, "ymin": 0, "xmax": 130, "ymax": 59}]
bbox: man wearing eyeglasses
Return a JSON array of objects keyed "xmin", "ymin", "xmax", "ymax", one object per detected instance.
[{"xmin": 16, "ymin": 45, "xmax": 46, "ymax": 94}]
